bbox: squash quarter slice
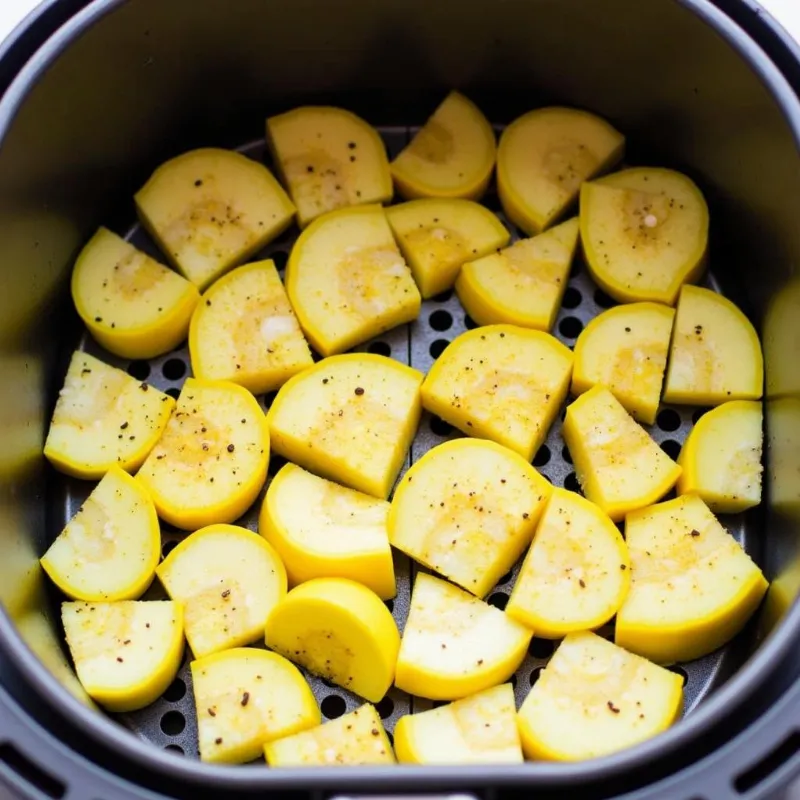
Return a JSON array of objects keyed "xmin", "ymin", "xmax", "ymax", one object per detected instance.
[
  {"xmin": 395, "ymin": 573, "xmax": 531, "ymax": 700},
  {"xmin": 267, "ymin": 354, "xmax": 423, "ymax": 499},
  {"xmin": 386, "ymin": 198, "xmax": 509, "ymax": 298},
  {"xmin": 663, "ymin": 285, "xmax": 763, "ymax": 404},
  {"xmin": 62, "ymin": 600, "xmax": 184, "ymax": 712},
  {"xmin": 71, "ymin": 227, "xmax": 199, "ymax": 359},
  {"xmin": 189, "ymin": 259, "xmax": 312, "ymax": 394},
  {"xmin": 572, "ymin": 302, "xmax": 675, "ymax": 424},
  {"xmin": 137, "ymin": 378, "xmax": 269, "ymax": 530},
  {"xmin": 498, "ymin": 107, "xmax": 624, "ymax": 235},
  {"xmin": 563, "ymin": 386, "xmax": 681, "ymax": 522},
  {"xmin": 456, "ymin": 217, "xmax": 579, "ymax": 331},
  {"xmin": 389, "ymin": 438, "xmax": 551, "ymax": 598},
  {"xmin": 267, "ymin": 106, "xmax": 392, "ymax": 228},
  {"xmin": 264, "ymin": 577, "xmax": 400, "ymax": 702},
  {"xmin": 135, "ymin": 148, "xmax": 295, "ymax": 290},
  {"xmin": 260, "ymin": 463, "xmax": 395, "ymax": 599},
  {"xmin": 191, "ymin": 648, "xmax": 319, "ymax": 764},
  {"xmin": 616, "ymin": 495, "xmax": 768, "ymax": 663},
  {"xmin": 41, "ymin": 466, "xmax": 160, "ymax": 602},
  {"xmin": 286, "ymin": 204, "xmax": 421, "ymax": 356},
  {"xmin": 421, "ymin": 325, "xmax": 573, "ymax": 461},
  {"xmin": 44, "ymin": 351, "xmax": 174, "ymax": 480},
  {"xmin": 157, "ymin": 524, "xmax": 287, "ymax": 659},
  {"xmin": 517, "ymin": 631, "xmax": 683, "ymax": 760},
  {"xmin": 394, "ymin": 683, "xmax": 522, "ymax": 764},
  {"xmin": 391, "ymin": 91, "xmax": 496, "ymax": 201},
  {"xmin": 506, "ymin": 488, "xmax": 630, "ymax": 637}
]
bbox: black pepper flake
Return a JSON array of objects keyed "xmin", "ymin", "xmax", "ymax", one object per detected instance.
[
  {"xmin": 208, "ymin": 708, "xmax": 216, "ymax": 717},
  {"xmin": 307, "ymin": 165, "xmax": 314, "ymax": 173},
  {"xmin": 241, "ymin": 692, "xmax": 250, "ymax": 707},
  {"xmin": 123, "ymin": 639, "xmax": 131, "ymax": 645},
  {"xmin": 625, "ymin": 327, "xmax": 631, "ymax": 333},
  {"xmin": 145, "ymin": 623, "xmax": 150, "ymax": 628},
  {"xmin": 355, "ymin": 387, "xmax": 365, "ymax": 396},
  {"xmin": 348, "ymin": 141, "xmax": 356, "ymax": 149},
  {"xmin": 522, "ymin": 512, "xmax": 529, "ymax": 519},
  {"xmin": 206, "ymin": 299, "xmax": 212, "ymax": 306},
  {"xmin": 120, "ymin": 422, "xmax": 129, "ymax": 430},
  {"xmin": 140, "ymin": 383, "xmax": 149, "ymax": 391},
  {"xmin": 620, "ymin": 564, "xmax": 627, "ymax": 570},
  {"xmin": 607, "ymin": 701, "xmax": 620, "ymax": 714},
  {"xmin": 350, "ymin": 155, "xmax": 356, "ymax": 162},
  {"xmin": 371, "ymin": 728, "xmax": 380, "ymax": 736},
  {"xmin": 227, "ymin": 444, "xmax": 235, "ymax": 452},
  {"xmin": 215, "ymin": 738, "xmax": 223, "ymax": 745},
  {"xmin": 116, "ymin": 657, "xmax": 124, "ymax": 663},
  {"xmin": 690, "ymin": 529, "xmax": 700, "ymax": 537},
  {"xmin": 579, "ymin": 578, "xmax": 586, "ymax": 588},
  {"xmin": 221, "ymin": 589, "xmax": 231, "ymax": 598},
  {"xmin": 95, "ymin": 317, "xmax": 102, "ymax": 322},
  {"xmin": 195, "ymin": 179, "xmax": 203, "ymax": 186}
]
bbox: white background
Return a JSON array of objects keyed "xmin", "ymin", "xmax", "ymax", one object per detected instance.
[{"xmin": 0, "ymin": 0, "xmax": 798, "ymax": 797}]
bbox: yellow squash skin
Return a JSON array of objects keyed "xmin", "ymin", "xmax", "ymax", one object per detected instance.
[
  {"xmin": 260, "ymin": 463, "xmax": 395, "ymax": 599},
  {"xmin": 62, "ymin": 600, "xmax": 184, "ymax": 712},
  {"xmin": 389, "ymin": 438, "xmax": 551, "ymax": 598},
  {"xmin": 265, "ymin": 703, "xmax": 395, "ymax": 766},
  {"xmin": 44, "ymin": 351, "xmax": 174, "ymax": 480},
  {"xmin": 156, "ymin": 524, "xmax": 287, "ymax": 659},
  {"xmin": 677, "ymin": 401, "xmax": 763, "ymax": 513},
  {"xmin": 506, "ymin": 488, "xmax": 630, "ymax": 637},
  {"xmin": 267, "ymin": 106, "xmax": 393, "ymax": 228},
  {"xmin": 41, "ymin": 467, "xmax": 160, "ymax": 602},
  {"xmin": 394, "ymin": 684, "xmax": 522, "ymax": 764},
  {"xmin": 386, "ymin": 198, "xmax": 510, "ymax": 298},
  {"xmin": 421, "ymin": 325, "xmax": 573, "ymax": 462},
  {"xmin": 189, "ymin": 259, "xmax": 313, "ymax": 394},
  {"xmin": 562, "ymin": 386, "xmax": 681, "ymax": 521},
  {"xmin": 266, "ymin": 354, "xmax": 423, "ymax": 499},
  {"xmin": 391, "ymin": 91, "xmax": 496, "ymax": 201},
  {"xmin": 455, "ymin": 218, "xmax": 579, "ymax": 331},
  {"xmin": 71, "ymin": 227, "xmax": 200, "ymax": 359},
  {"xmin": 498, "ymin": 107, "xmax": 624, "ymax": 235},
  {"xmin": 663, "ymin": 285, "xmax": 763, "ymax": 405},
  {"xmin": 580, "ymin": 168, "xmax": 709, "ymax": 305},
  {"xmin": 394, "ymin": 573, "xmax": 531, "ymax": 700},
  {"xmin": 286, "ymin": 204, "xmax": 421, "ymax": 356},
  {"xmin": 517, "ymin": 631, "xmax": 683, "ymax": 761},
  {"xmin": 264, "ymin": 577, "xmax": 400, "ymax": 702},
  {"xmin": 616, "ymin": 495, "xmax": 768, "ymax": 664},
  {"xmin": 135, "ymin": 148, "xmax": 295, "ymax": 290},
  {"xmin": 572, "ymin": 302, "xmax": 675, "ymax": 425},
  {"xmin": 191, "ymin": 648, "xmax": 319, "ymax": 764},
  {"xmin": 137, "ymin": 378, "xmax": 269, "ymax": 530}
]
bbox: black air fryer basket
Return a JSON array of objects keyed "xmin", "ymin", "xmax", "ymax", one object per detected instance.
[{"xmin": 1, "ymin": 0, "xmax": 800, "ymax": 798}]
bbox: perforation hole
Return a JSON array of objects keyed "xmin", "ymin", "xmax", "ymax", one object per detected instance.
[
  {"xmin": 661, "ymin": 439, "xmax": 681, "ymax": 460},
  {"xmin": 432, "ymin": 289, "xmax": 453, "ymax": 302},
  {"xmin": 321, "ymin": 695, "xmax": 346, "ymax": 719},
  {"xmin": 127, "ymin": 360, "xmax": 151, "ymax": 381},
  {"xmin": 488, "ymin": 592, "xmax": 508, "ymax": 610},
  {"xmin": 561, "ymin": 286, "xmax": 582, "ymax": 309},
  {"xmin": 529, "ymin": 638, "xmax": 555, "ymax": 659},
  {"xmin": 533, "ymin": 445, "xmax": 551, "ymax": 467},
  {"xmin": 594, "ymin": 289, "xmax": 618, "ymax": 309},
  {"xmin": 162, "ymin": 358, "xmax": 186, "ymax": 381},
  {"xmin": 429, "ymin": 415, "xmax": 453, "ymax": 437},
  {"xmin": 165, "ymin": 387, "xmax": 180, "ymax": 400},
  {"xmin": 657, "ymin": 409, "xmax": 682, "ymax": 432},
  {"xmin": 558, "ymin": 317, "xmax": 583, "ymax": 339},
  {"xmin": 561, "ymin": 445, "xmax": 573, "ymax": 464},
  {"xmin": 429, "ymin": 339, "xmax": 449, "ymax": 359},
  {"xmin": 163, "ymin": 678, "xmax": 186, "ymax": 703},
  {"xmin": 160, "ymin": 711, "xmax": 186, "ymax": 736},
  {"xmin": 498, "ymin": 571, "xmax": 513, "ymax": 585},
  {"xmin": 564, "ymin": 472, "xmax": 581, "ymax": 493},
  {"xmin": 375, "ymin": 696, "xmax": 394, "ymax": 719},
  {"xmin": 429, "ymin": 310, "xmax": 453, "ymax": 331},
  {"xmin": 529, "ymin": 667, "xmax": 543, "ymax": 686},
  {"xmin": 368, "ymin": 341, "xmax": 391, "ymax": 357},
  {"xmin": 464, "ymin": 314, "xmax": 479, "ymax": 330}
]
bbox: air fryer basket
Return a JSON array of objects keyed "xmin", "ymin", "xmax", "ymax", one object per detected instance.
[{"xmin": 1, "ymin": 0, "xmax": 800, "ymax": 798}]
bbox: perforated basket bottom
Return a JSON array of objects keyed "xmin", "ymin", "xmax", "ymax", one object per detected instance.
[{"xmin": 51, "ymin": 127, "xmax": 754, "ymax": 761}]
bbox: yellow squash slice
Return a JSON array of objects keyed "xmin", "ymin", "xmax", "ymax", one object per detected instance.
[
  {"xmin": 135, "ymin": 148, "xmax": 295, "ymax": 290},
  {"xmin": 421, "ymin": 325, "xmax": 573, "ymax": 461},
  {"xmin": 191, "ymin": 648, "xmax": 319, "ymax": 764},
  {"xmin": 572, "ymin": 302, "xmax": 675, "ymax": 424},
  {"xmin": 189, "ymin": 259, "xmax": 312, "ymax": 394},
  {"xmin": 395, "ymin": 573, "xmax": 531, "ymax": 700},
  {"xmin": 517, "ymin": 631, "xmax": 683, "ymax": 761},
  {"xmin": 62, "ymin": 600, "xmax": 184, "ymax": 712},
  {"xmin": 71, "ymin": 227, "xmax": 200, "ymax": 359},
  {"xmin": 394, "ymin": 683, "xmax": 522, "ymax": 764},
  {"xmin": 506, "ymin": 488, "xmax": 630, "ymax": 637},
  {"xmin": 44, "ymin": 351, "xmax": 174, "ymax": 480},
  {"xmin": 267, "ymin": 106, "xmax": 392, "ymax": 228},
  {"xmin": 767, "ymin": 397, "xmax": 800, "ymax": 518},
  {"xmin": 264, "ymin": 577, "xmax": 400, "ymax": 702},
  {"xmin": 455, "ymin": 218, "xmax": 579, "ymax": 331},
  {"xmin": 391, "ymin": 91, "xmax": 496, "ymax": 201},
  {"xmin": 663, "ymin": 285, "xmax": 763, "ymax": 405},
  {"xmin": 563, "ymin": 386, "xmax": 681, "ymax": 522},
  {"xmin": 286, "ymin": 204, "xmax": 421, "ymax": 356},
  {"xmin": 265, "ymin": 703, "xmax": 395, "ymax": 766},
  {"xmin": 260, "ymin": 463, "xmax": 395, "ymax": 599},
  {"xmin": 764, "ymin": 278, "xmax": 800, "ymax": 398},
  {"xmin": 498, "ymin": 107, "xmax": 624, "ymax": 235},
  {"xmin": 389, "ymin": 438, "xmax": 551, "ymax": 598},
  {"xmin": 267, "ymin": 354, "xmax": 422, "ymax": 499},
  {"xmin": 137, "ymin": 378, "xmax": 269, "ymax": 530},
  {"xmin": 41, "ymin": 467, "xmax": 160, "ymax": 602},
  {"xmin": 581, "ymin": 168, "xmax": 709, "ymax": 305},
  {"xmin": 677, "ymin": 401, "xmax": 763, "ymax": 513},
  {"xmin": 386, "ymin": 198, "xmax": 510, "ymax": 299},
  {"xmin": 616, "ymin": 495, "xmax": 768, "ymax": 663},
  {"xmin": 157, "ymin": 524, "xmax": 287, "ymax": 659}
]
